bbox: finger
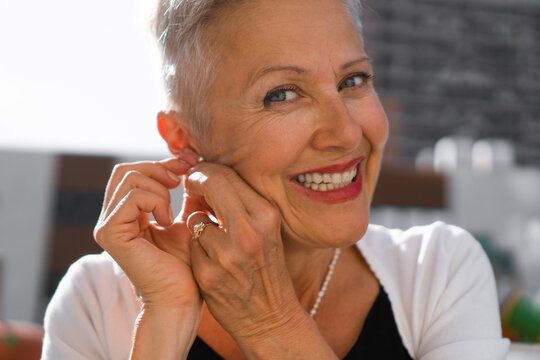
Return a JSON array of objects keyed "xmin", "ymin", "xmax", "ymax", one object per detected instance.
[
  {"xmin": 186, "ymin": 212, "xmax": 222, "ymax": 258},
  {"xmin": 185, "ymin": 164, "xmax": 267, "ymax": 227},
  {"xmin": 103, "ymin": 158, "xmax": 190, "ymax": 208},
  {"xmin": 103, "ymin": 170, "xmax": 172, "ymax": 220},
  {"xmin": 180, "ymin": 193, "xmax": 215, "ymax": 223},
  {"xmin": 95, "ymin": 188, "xmax": 172, "ymax": 250},
  {"xmin": 110, "ymin": 188, "xmax": 172, "ymax": 230},
  {"xmin": 150, "ymin": 220, "xmax": 193, "ymax": 263},
  {"xmin": 175, "ymin": 147, "xmax": 201, "ymax": 167},
  {"xmin": 159, "ymin": 156, "xmax": 196, "ymax": 174},
  {"xmin": 190, "ymin": 238, "xmax": 214, "ymax": 289}
]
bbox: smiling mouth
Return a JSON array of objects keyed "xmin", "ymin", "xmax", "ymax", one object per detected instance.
[{"xmin": 294, "ymin": 166, "xmax": 358, "ymax": 191}]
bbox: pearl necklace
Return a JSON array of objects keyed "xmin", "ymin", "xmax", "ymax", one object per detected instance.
[{"xmin": 309, "ymin": 248, "xmax": 341, "ymax": 317}]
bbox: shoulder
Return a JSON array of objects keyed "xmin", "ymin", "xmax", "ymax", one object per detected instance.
[
  {"xmin": 359, "ymin": 221, "xmax": 487, "ymax": 286},
  {"xmin": 57, "ymin": 251, "xmax": 125, "ymax": 287},
  {"xmin": 42, "ymin": 252, "xmax": 138, "ymax": 359},
  {"xmin": 358, "ymin": 222, "xmax": 509, "ymax": 359},
  {"xmin": 49, "ymin": 252, "xmax": 136, "ymax": 312},
  {"xmin": 360, "ymin": 220, "xmax": 478, "ymax": 257},
  {"xmin": 358, "ymin": 222, "xmax": 487, "ymax": 293},
  {"xmin": 358, "ymin": 221, "xmax": 488, "ymax": 313}
]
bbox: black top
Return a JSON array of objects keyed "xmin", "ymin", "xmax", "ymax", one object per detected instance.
[{"xmin": 187, "ymin": 285, "xmax": 413, "ymax": 359}]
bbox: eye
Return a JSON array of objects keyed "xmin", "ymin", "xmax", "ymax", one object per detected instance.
[
  {"xmin": 263, "ymin": 86, "xmax": 298, "ymax": 107},
  {"xmin": 338, "ymin": 73, "xmax": 372, "ymax": 91}
]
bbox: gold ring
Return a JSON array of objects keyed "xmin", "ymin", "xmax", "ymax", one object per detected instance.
[{"xmin": 193, "ymin": 222, "xmax": 212, "ymax": 240}]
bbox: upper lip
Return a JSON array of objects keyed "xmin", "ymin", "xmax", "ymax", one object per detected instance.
[{"xmin": 291, "ymin": 157, "xmax": 364, "ymax": 178}]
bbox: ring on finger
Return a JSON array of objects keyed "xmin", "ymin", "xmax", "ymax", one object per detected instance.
[{"xmin": 193, "ymin": 222, "xmax": 213, "ymax": 240}]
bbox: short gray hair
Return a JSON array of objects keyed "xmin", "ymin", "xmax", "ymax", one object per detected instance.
[{"xmin": 154, "ymin": 0, "xmax": 363, "ymax": 137}]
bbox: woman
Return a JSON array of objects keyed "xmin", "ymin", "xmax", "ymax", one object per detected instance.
[{"xmin": 42, "ymin": 0, "xmax": 509, "ymax": 358}]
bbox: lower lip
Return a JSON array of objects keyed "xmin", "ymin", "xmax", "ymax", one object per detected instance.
[{"xmin": 290, "ymin": 165, "xmax": 363, "ymax": 204}]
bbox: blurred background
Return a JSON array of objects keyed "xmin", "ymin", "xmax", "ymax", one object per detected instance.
[{"xmin": 1, "ymin": 0, "xmax": 539, "ymax": 358}]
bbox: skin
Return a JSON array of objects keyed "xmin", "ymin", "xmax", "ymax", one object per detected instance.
[
  {"xmin": 94, "ymin": 0, "xmax": 388, "ymax": 358},
  {"xmin": 202, "ymin": 0, "xmax": 387, "ymax": 261}
]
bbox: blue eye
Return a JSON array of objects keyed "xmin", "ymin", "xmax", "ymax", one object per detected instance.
[
  {"xmin": 338, "ymin": 73, "xmax": 372, "ymax": 91},
  {"xmin": 263, "ymin": 87, "xmax": 298, "ymax": 106}
]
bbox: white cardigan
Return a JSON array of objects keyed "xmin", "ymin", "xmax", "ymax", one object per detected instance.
[{"xmin": 42, "ymin": 222, "xmax": 510, "ymax": 359}]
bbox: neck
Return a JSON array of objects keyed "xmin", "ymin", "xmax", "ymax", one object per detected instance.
[{"xmin": 281, "ymin": 238, "xmax": 338, "ymax": 312}]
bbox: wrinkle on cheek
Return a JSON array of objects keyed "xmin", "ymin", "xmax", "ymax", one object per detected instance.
[
  {"xmin": 209, "ymin": 119, "xmax": 252, "ymax": 166},
  {"xmin": 226, "ymin": 113, "xmax": 289, "ymax": 166},
  {"xmin": 271, "ymin": 183, "xmax": 306, "ymax": 238},
  {"xmin": 278, "ymin": 201, "xmax": 306, "ymax": 244},
  {"xmin": 247, "ymin": 112, "xmax": 285, "ymax": 140}
]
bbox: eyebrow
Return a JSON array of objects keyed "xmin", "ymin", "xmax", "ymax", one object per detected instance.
[
  {"xmin": 249, "ymin": 56, "xmax": 372, "ymax": 87},
  {"xmin": 248, "ymin": 66, "xmax": 307, "ymax": 88},
  {"xmin": 341, "ymin": 56, "xmax": 372, "ymax": 70}
]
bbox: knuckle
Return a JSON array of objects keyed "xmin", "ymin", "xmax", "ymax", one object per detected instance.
[
  {"xmin": 123, "ymin": 169, "xmax": 142, "ymax": 183},
  {"xmin": 110, "ymin": 163, "xmax": 133, "ymax": 187},
  {"xmin": 125, "ymin": 188, "xmax": 142, "ymax": 201},
  {"xmin": 161, "ymin": 186, "xmax": 172, "ymax": 202},
  {"xmin": 218, "ymin": 165, "xmax": 236, "ymax": 178},
  {"xmin": 260, "ymin": 207, "xmax": 281, "ymax": 230},
  {"xmin": 219, "ymin": 167, "xmax": 240, "ymax": 185},
  {"xmin": 111, "ymin": 163, "xmax": 126, "ymax": 178},
  {"xmin": 217, "ymin": 252, "xmax": 239, "ymax": 271},
  {"xmin": 203, "ymin": 171, "xmax": 226, "ymax": 188},
  {"xmin": 242, "ymin": 237, "xmax": 264, "ymax": 256},
  {"xmin": 237, "ymin": 225, "xmax": 264, "ymax": 255},
  {"xmin": 93, "ymin": 224, "xmax": 106, "ymax": 246},
  {"xmin": 159, "ymin": 196, "xmax": 170, "ymax": 209},
  {"xmin": 195, "ymin": 266, "xmax": 218, "ymax": 289},
  {"xmin": 205, "ymin": 166, "xmax": 235, "ymax": 185}
]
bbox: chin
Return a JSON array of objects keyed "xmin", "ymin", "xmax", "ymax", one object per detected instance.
[
  {"xmin": 339, "ymin": 219, "xmax": 370, "ymax": 247},
  {"xmin": 311, "ymin": 212, "xmax": 371, "ymax": 249}
]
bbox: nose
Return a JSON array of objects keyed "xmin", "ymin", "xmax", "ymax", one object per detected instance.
[{"xmin": 311, "ymin": 96, "xmax": 363, "ymax": 152}]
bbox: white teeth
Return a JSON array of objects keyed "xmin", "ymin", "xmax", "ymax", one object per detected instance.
[{"xmin": 296, "ymin": 165, "xmax": 358, "ymax": 191}]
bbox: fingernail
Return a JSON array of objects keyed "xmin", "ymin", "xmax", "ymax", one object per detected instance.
[
  {"xmin": 167, "ymin": 170, "xmax": 180, "ymax": 182},
  {"xmin": 168, "ymin": 207, "xmax": 174, "ymax": 223},
  {"xmin": 176, "ymin": 148, "xmax": 199, "ymax": 166}
]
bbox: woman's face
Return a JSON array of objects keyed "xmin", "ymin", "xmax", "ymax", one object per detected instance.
[{"xmin": 202, "ymin": 0, "xmax": 388, "ymax": 248}]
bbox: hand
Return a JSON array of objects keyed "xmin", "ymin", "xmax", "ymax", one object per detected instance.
[
  {"xmin": 182, "ymin": 163, "xmax": 302, "ymax": 344},
  {"xmin": 93, "ymin": 157, "xmax": 200, "ymax": 310}
]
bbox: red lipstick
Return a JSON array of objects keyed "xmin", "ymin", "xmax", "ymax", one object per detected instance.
[{"xmin": 290, "ymin": 158, "xmax": 364, "ymax": 204}]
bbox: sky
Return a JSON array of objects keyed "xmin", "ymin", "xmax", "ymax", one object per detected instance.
[{"xmin": 0, "ymin": 0, "xmax": 169, "ymax": 157}]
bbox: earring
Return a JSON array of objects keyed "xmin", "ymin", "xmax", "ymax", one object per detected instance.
[{"xmin": 197, "ymin": 155, "xmax": 205, "ymax": 163}]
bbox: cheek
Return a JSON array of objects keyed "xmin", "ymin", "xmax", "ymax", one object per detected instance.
[
  {"xmin": 356, "ymin": 96, "xmax": 387, "ymax": 193},
  {"xmin": 217, "ymin": 113, "xmax": 311, "ymax": 188},
  {"xmin": 244, "ymin": 128, "xmax": 304, "ymax": 179},
  {"xmin": 358, "ymin": 96, "xmax": 389, "ymax": 151}
]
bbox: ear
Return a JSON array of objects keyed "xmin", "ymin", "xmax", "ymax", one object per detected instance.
[{"xmin": 157, "ymin": 111, "xmax": 195, "ymax": 156}]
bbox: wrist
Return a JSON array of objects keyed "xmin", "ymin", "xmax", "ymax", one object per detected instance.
[
  {"xmin": 131, "ymin": 304, "xmax": 202, "ymax": 360},
  {"xmin": 234, "ymin": 303, "xmax": 337, "ymax": 360},
  {"xmin": 138, "ymin": 290, "xmax": 202, "ymax": 311}
]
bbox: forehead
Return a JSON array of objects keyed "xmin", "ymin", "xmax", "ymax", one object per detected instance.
[{"xmin": 211, "ymin": 0, "xmax": 365, "ymax": 78}]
